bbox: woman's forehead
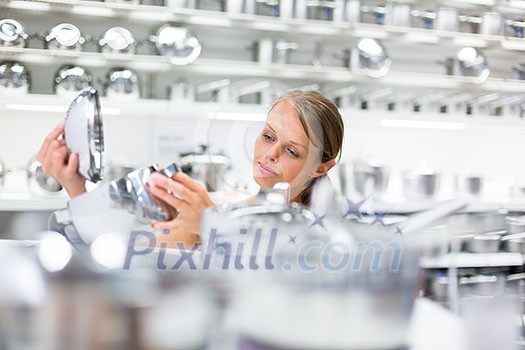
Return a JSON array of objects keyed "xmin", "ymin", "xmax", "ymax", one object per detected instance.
[{"xmin": 266, "ymin": 102, "xmax": 307, "ymax": 141}]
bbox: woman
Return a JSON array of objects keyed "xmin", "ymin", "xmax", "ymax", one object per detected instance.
[{"xmin": 37, "ymin": 90, "xmax": 344, "ymax": 247}]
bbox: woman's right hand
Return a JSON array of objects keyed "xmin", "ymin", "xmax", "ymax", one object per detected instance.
[{"xmin": 36, "ymin": 121, "xmax": 87, "ymax": 198}]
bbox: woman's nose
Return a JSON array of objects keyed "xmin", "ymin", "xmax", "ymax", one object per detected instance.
[{"xmin": 265, "ymin": 143, "xmax": 280, "ymax": 163}]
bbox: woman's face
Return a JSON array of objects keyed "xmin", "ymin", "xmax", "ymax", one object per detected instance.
[{"xmin": 253, "ymin": 101, "xmax": 321, "ymax": 200}]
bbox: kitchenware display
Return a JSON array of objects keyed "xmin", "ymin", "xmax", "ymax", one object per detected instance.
[
  {"xmin": 480, "ymin": 12, "xmax": 504, "ymax": 36},
  {"xmin": 54, "ymin": 65, "xmax": 93, "ymax": 97},
  {"xmin": 255, "ymin": 0, "xmax": 280, "ymax": 17},
  {"xmin": 411, "ymin": 9, "xmax": 436, "ymax": 29},
  {"xmin": 506, "ymin": 273, "xmax": 525, "ymax": 313},
  {"xmin": 403, "ymin": 163, "xmax": 440, "ymax": 199},
  {"xmin": 351, "ymin": 38, "xmax": 391, "ymax": 78},
  {"xmin": 150, "ymin": 24, "xmax": 202, "ymax": 65},
  {"xmin": 0, "ymin": 19, "xmax": 29, "ymax": 48},
  {"xmin": 0, "ymin": 61, "xmax": 31, "ymax": 94},
  {"xmin": 456, "ymin": 175, "xmax": 483, "ymax": 196},
  {"xmin": 352, "ymin": 160, "xmax": 389, "ymax": 197},
  {"xmin": 44, "ymin": 23, "xmax": 86, "ymax": 51},
  {"xmin": 506, "ymin": 19, "xmax": 525, "ymax": 38},
  {"xmin": 306, "ymin": 0, "xmax": 336, "ymax": 21},
  {"xmin": 180, "ymin": 149, "xmax": 230, "ymax": 192},
  {"xmin": 360, "ymin": 4, "xmax": 386, "ymax": 25},
  {"xmin": 458, "ymin": 15, "xmax": 482, "ymax": 34},
  {"xmin": 194, "ymin": 0, "xmax": 226, "ymax": 11},
  {"xmin": 26, "ymin": 158, "xmax": 63, "ymax": 195},
  {"xmin": 169, "ymin": 78, "xmax": 195, "ymax": 101},
  {"xmin": 99, "ymin": 26, "xmax": 136, "ymax": 54},
  {"xmin": 64, "ymin": 88, "xmax": 104, "ymax": 183},
  {"xmin": 385, "ymin": 3, "xmax": 411, "ymax": 27},
  {"xmin": 101, "ymin": 67, "xmax": 140, "ymax": 99},
  {"xmin": 456, "ymin": 46, "xmax": 490, "ymax": 83}
]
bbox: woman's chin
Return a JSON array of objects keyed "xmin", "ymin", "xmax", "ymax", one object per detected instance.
[{"xmin": 253, "ymin": 176, "xmax": 277, "ymax": 189}]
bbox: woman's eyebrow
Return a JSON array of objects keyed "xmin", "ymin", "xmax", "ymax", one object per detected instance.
[{"xmin": 266, "ymin": 123, "xmax": 307, "ymax": 150}]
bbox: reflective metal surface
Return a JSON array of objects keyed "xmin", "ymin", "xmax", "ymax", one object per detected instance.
[
  {"xmin": 151, "ymin": 24, "xmax": 202, "ymax": 65},
  {"xmin": 101, "ymin": 67, "xmax": 140, "ymax": 99},
  {"xmin": 45, "ymin": 23, "xmax": 86, "ymax": 51},
  {"xmin": 351, "ymin": 38, "xmax": 391, "ymax": 78},
  {"xmin": 456, "ymin": 175, "xmax": 483, "ymax": 196},
  {"xmin": 54, "ymin": 65, "xmax": 93, "ymax": 96},
  {"xmin": 403, "ymin": 165, "xmax": 440, "ymax": 199},
  {"xmin": 0, "ymin": 19, "xmax": 28, "ymax": 48},
  {"xmin": 0, "ymin": 159, "xmax": 6, "ymax": 189},
  {"xmin": 64, "ymin": 88, "xmax": 104, "ymax": 183},
  {"xmin": 99, "ymin": 26, "xmax": 136, "ymax": 54},
  {"xmin": 0, "ymin": 61, "xmax": 30, "ymax": 94},
  {"xmin": 456, "ymin": 46, "xmax": 490, "ymax": 83},
  {"xmin": 180, "ymin": 153, "xmax": 230, "ymax": 192},
  {"xmin": 26, "ymin": 158, "xmax": 63, "ymax": 194}
]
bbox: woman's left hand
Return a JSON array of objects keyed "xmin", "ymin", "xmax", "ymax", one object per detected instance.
[{"xmin": 148, "ymin": 171, "xmax": 214, "ymax": 248}]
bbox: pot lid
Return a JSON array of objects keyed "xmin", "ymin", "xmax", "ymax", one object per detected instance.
[
  {"xmin": 0, "ymin": 19, "xmax": 26, "ymax": 43},
  {"xmin": 99, "ymin": 26, "xmax": 135, "ymax": 51},
  {"xmin": 154, "ymin": 24, "xmax": 202, "ymax": 65},
  {"xmin": 64, "ymin": 88, "xmax": 104, "ymax": 183},
  {"xmin": 352, "ymin": 38, "xmax": 391, "ymax": 78},
  {"xmin": 54, "ymin": 65, "xmax": 93, "ymax": 92},
  {"xmin": 47, "ymin": 23, "xmax": 82, "ymax": 48}
]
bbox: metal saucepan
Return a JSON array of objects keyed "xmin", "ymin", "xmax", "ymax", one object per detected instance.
[
  {"xmin": 44, "ymin": 23, "xmax": 87, "ymax": 51},
  {"xmin": 465, "ymin": 232, "xmax": 501, "ymax": 253},
  {"xmin": 0, "ymin": 19, "xmax": 29, "ymax": 48},
  {"xmin": 64, "ymin": 88, "xmax": 104, "ymax": 183},
  {"xmin": 456, "ymin": 175, "xmax": 483, "ymax": 197},
  {"xmin": 456, "ymin": 47, "xmax": 490, "ymax": 83},
  {"xmin": 506, "ymin": 215, "xmax": 525, "ymax": 234},
  {"xmin": 99, "ymin": 26, "xmax": 136, "ymax": 54},
  {"xmin": 501, "ymin": 232, "xmax": 525, "ymax": 253},
  {"xmin": 180, "ymin": 152, "xmax": 230, "ymax": 192},
  {"xmin": 100, "ymin": 67, "xmax": 140, "ymax": 99},
  {"xmin": 26, "ymin": 158, "xmax": 63, "ymax": 194},
  {"xmin": 403, "ymin": 163, "xmax": 440, "ymax": 199},
  {"xmin": 150, "ymin": 24, "xmax": 202, "ymax": 65},
  {"xmin": 194, "ymin": 0, "xmax": 226, "ymax": 11},
  {"xmin": 0, "ymin": 61, "xmax": 31, "ymax": 94},
  {"xmin": 352, "ymin": 161, "xmax": 389, "ymax": 197},
  {"xmin": 351, "ymin": 38, "xmax": 391, "ymax": 78},
  {"xmin": 54, "ymin": 65, "xmax": 93, "ymax": 97}
]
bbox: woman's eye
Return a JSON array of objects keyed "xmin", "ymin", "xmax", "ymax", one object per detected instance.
[
  {"xmin": 286, "ymin": 148, "xmax": 299, "ymax": 158},
  {"xmin": 262, "ymin": 133, "xmax": 273, "ymax": 142}
]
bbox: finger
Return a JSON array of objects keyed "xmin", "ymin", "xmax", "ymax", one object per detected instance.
[
  {"xmin": 150, "ymin": 174, "xmax": 200, "ymax": 207},
  {"xmin": 149, "ymin": 184, "xmax": 192, "ymax": 212},
  {"xmin": 38, "ymin": 122, "xmax": 65, "ymax": 160},
  {"xmin": 151, "ymin": 219, "xmax": 183, "ymax": 232},
  {"xmin": 41, "ymin": 140, "xmax": 63, "ymax": 172},
  {"xmin": 65, "ymin": 153, "xmax": 79, "ymax": 177},
  {"xmin": 52, "ymin": 145, "xmax": 69, "ymax": 168},
  {"xmin": 173, "ymin": 172, "xmax": 206, "ymax": 194}
]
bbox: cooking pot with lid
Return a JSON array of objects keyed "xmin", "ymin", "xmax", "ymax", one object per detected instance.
[
  {"xmin": 150, "ymin": 24, "xmax": 202, "ymax": 65},
  {"xmin": 44, "ymin": 23, "xmax": 87, "ymax": 51},
  {"xmin": 0, "ymin": 61, "xmax": 31, "ymax": 94},
  {"xmin": 99, "ymin": 26, "xmax": 136, "ymax": 54},
  {"xmin": 54, "ymin": 65, "xmax": 93, "ymax": 97},
  {"xmin": 0, "ymin": 19, "xmax": 29, "ymax": 48},
  {"xmin": 100, "ymin": 67, "xmax": 140, "ymax": 99}
]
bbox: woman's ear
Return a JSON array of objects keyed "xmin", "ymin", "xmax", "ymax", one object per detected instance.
[{"xmin": 312, "ymin": 159, "xmax": 336, "ymax": 178}]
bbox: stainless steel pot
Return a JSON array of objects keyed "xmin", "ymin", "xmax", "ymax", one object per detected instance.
[
  {"xmin": 99, "ymin": 26, "xmax": 136, "ymax": 54},
  {"xmin": 44, "ymin": 23, "xmax": 86, "ymax": 51},
  {"xmin": 255, "ymin": 0, "xmax": 280, "ymax": 17},
  {"xmin": 352, "ymin": 161, "xmax": 389, "ymax": 197},
  {"xmin": 26, "ymin": 158, "xmax": 63, "ymax": 194},
  {"xmin": 465, "ymin": 233, "xmax": 501, "ymax": 253},
  {"xmin": 456, "ymin": 175, "xmax": 483, "ymax": 196},
  {"xmin": 480, "ymin": 12, "xmax": 504, "ymax": 36},
  {"xmin": 456, "ymin": 46, "xmax": 490, "ymax": 83},
  {"xmin": 403, "ymin": 165, "xmax": 440, "ymax": 199},
  {"xmin": 0, "ymin": 61, "xmax": 31, "ymax": 94},
  {"xmin": 180, "ymin": 152, "xmax": 230, "ymax": 192},
  {"xmin": 101, "ymin": 67, "xmax": 140, "ymax": 99},
  {"xmin": 459, "ymin": 274, "xmax": 505, "ymax": 297},
  {"xmin": 54, "ymin": 65, "xmax": 93, "ymax": 97},
  {"xmin": 64, "ymin": 88, "xmax": 104, "ymax": 183},
  {"xmin": 385, "ymin": 3, "xmax": 411, "ymax": 27},
  {"xmin": 194, "ymin": 0, "xmax": 226, "ymax": 11},
  {"xmin": 150, "ymin": 24, "xmax": 202, "ymax": 65},
  {"xmin": 306, "ymin": 0, "xmax": 336, "ymax": 21},
  {"xmin": 506, "ymin": 215, "xmax": 525, "ymax": 234},
  {"xmin": 351, "ymin": 38, "xmax": 391, "ymax": 78},
  {"xmin": 0, "ymin": 19, "xmax": 29, "ymax": 48},
  {"xmin": 435, "ymin": 7, "xmax": 459, "ymax": 32},
  {"xmin": 501, "ymin": 232, "xmax": 525, "ymax": 253}
]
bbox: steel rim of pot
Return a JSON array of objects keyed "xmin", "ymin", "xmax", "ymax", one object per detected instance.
[
  {"xmin": 153, "ymin": 25, "xmax": 202, "ymax": 65},
  {"xmin": 0, "ymin": 19, "xmax": 28, "ymax": 47},
  {"xmin": 99, "ymin": 27, "xmax": 135, "ymax": 54}
]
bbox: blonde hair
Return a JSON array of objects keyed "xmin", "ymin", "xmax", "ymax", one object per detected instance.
[{"xmin": 269, "ymin": 90, "xmax": 344, "ymax": 204}]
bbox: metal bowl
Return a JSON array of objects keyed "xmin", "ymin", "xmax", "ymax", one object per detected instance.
[
  {"xmin": 456, "ymin": 46, "xmax": 490, "ymax": 83},
  {"xmin": 99, "ymin": 27, "xmax": 136, "ymax": 54},
  {"xmin": 351, "ymin": 38, "xmax": 391, "ymax": 78},
  {"xmin": 44, "ymin": 23, "xmax": 86, "ymax": 51},
  {"xmin": 150, "ymin": 24, "xmax": 202, "ymax": 65},
  {"xmin": 0, "ymin": 19, "xmax": 28, "ymax": 48},
  {"xmin": 54, "ymin": 65, "xmax": 93, "ymax": 97},
  {"xmin": 101, "ymin": 67, "xmax": 140, "ymax": 99},
  {"xmin": 0, "ymin": 61, "xmax": 31, "ymax": 94}
]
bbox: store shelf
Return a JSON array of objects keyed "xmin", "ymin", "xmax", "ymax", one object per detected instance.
[
  {"xmin": 2, "ymin": 0, "xmax": 525, "ymax": 50},
  {"xmin": 0, "ymin": 192, "xmax": 67, "ymax": 211},
  {"xmin": 2, "ymin": 46, "xmax": 525, "ymax": 92},
  {"xmin": 420, "ymin": 252, "xmax": 524, "ymax": 268}
]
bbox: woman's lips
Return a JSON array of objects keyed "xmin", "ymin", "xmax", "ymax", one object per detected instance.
[{"xmin": 258, "ymin": 162, "xmax": 277, "ymax": 176}]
